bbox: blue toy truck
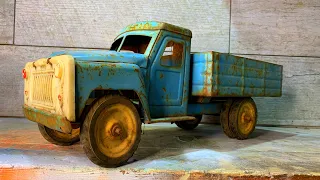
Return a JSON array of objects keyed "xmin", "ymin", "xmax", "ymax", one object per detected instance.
[{"xmin": 22, "ymin": 21, "xmax": 283, "ymax": 167}]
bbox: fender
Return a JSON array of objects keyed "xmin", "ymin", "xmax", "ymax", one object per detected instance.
[{"xmin": 75, "ymin": 61, "xmax": 150, "ymax": 122}]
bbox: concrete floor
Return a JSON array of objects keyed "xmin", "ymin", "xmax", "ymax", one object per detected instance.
[{"xmin": 0, "ymin": 118, "xmax": 319, "ymax": 180}]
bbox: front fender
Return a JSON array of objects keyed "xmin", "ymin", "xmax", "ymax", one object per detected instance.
[{"xmin": 75, "ymin": 61, "xmax": 150, "ymax": 122}]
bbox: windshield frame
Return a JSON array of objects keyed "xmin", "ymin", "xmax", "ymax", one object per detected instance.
[{"xmin": 111, "ymin": 30, "xmax": 160, "ymax": 58}]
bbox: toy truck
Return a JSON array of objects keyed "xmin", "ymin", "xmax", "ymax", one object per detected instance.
[{"xmin": 22, "ymin": 21, "xmax": 283, "ymax": 167}]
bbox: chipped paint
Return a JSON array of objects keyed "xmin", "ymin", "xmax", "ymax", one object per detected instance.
[
  {"xmin": 117, "ymin": 21, "xmax": 192, "ymax": 38},
  {"xmin": 23, "ymin": 105, "xmax": 72, "ymax": 134},
  {"xmin": 191, "ymin": 51, "xmax": 283, "ymax": 97},
  {"xmin": 75, "ymin": 61, "xmax": 150, "ymax": 122}
]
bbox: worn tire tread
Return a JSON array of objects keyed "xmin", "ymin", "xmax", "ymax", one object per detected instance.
[
  {"xmin": 220, "ymin": 100, "xmax": 236, "ymax": 138},
  {"xmin": 80, "ymin": 94, "xmax": 141, "ymax": 167},
  {"xmin": 38, "ymin": 124, "xmax": 80, "ymax": 146},
  {"xmin": 229, "ymin": 98, "xmax": 257, "ymax": 140}
]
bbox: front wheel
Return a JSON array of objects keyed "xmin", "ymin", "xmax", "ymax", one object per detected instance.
[
  {"xmin": 38, "ymin": 124, "xmax": 80, "ymax": 146},
  {"xmin": 175, "ymin": 116, "xmax": 202, "ymax": 130},
  {"xmin": 80, "ymin": 95, "xmax": 141, "ymax": 167}
]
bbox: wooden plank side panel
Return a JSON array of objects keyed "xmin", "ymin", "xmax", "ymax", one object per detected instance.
[
  {"xmin": 0, "ymin": 0, "xmax": 14, "ymax": 44},
  {"xmin": 15, "ymin": 0, "xmax": 231, "ymax": 52},
  {"xmin": 230, "ymin": 0, "xmax": 320, "ymax": 56},
  {"xmin": 0, "ymin": 46, "xmax": 77, "ymax": 117},
  {"xmin": 239, "ymin": 55, "xmax": 320, "ymax": 126}
]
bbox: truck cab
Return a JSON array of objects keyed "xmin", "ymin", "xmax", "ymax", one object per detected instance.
[{"xmin": 22, "ymin": 21, "xmax": 283, "ymax": 167}]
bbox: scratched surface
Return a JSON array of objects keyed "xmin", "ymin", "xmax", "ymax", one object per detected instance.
[
  {"xmin": 0, "ymin": 0, "xmax": 14, "ymax": 44},
  {"xmin": 230, "ymin": 0, "xmax": 320, "ymax": 56},
  {"xmin": 14, "ymin": 0, "xmax": 230, "ymax": 52},
  {"xmin": 0, "ymin": 118, "xmax": 319, "ymax": 179}
]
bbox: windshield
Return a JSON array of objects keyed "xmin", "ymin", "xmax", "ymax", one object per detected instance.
[{"xmin": 110, "ymin": 35, "xmax": 152, "ymax": 54}]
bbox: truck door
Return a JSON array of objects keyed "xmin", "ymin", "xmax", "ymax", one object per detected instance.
[{"xmin": 149, "ymin": 36, "xmax": 186, "ymax": 108}]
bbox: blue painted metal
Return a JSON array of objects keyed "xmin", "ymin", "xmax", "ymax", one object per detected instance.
[
  {"xmin": 187, "ymin": 103, "xmax": 223, "ymax": 116},
  {"xmin": 117, "ymin": 21, "xmax": 192, "ymax": 38},
  {"xmin": 37, "ymin": 21, "xmax": 282, "ymax": 123},
  {"xmin": 75, "ymin": 62, "xmax": 150, "ymax": 121},
  {"xmin": 191, "ymin": 51, "xmax": 283, "ymax": 97},
  {"xmin": 147, "ymin": 30, "xmax": 191, "ymax": 118},
  {"xmin": 51, "ymin": 50, "xmax": 148, "ymax": 67}
]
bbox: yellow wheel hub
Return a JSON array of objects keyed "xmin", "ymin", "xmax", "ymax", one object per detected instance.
[
  {"xmin": 238, "ymin": 102, "xmax": 256, "ymax": 135},
  {"xmin": 94, "ymin": 104, "xmax": 138, "ymax": 159}
]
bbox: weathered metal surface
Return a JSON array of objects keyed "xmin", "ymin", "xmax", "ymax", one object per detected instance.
[
  {"xmin": 23, "ymin": 105, "xmax": 72, "ymax": 134},
  {"xmin": 117, "ymin": 21, "xmax": 192, "ymax": 39},
  {"xmin": 147, "ymin": 30, "xmax": 191, "ymax": 118},
  {"xmin": 75, "ymin": 61, "xmax": 150, "ymax": 122},
  {"xmin": 20, "ymin": 21, "xmax": 284, "ymax": 143},
  {"xmin": 191, "ymin": 51, "xmax": 283, "ymax": 97},
  {"xmin": 23, "ymin": 55, "xmax": 76, "ymax": 122},
  {"xmin": 149, "ymin": 116, "xmax": 196, "ymax": 124},
  {"xmin": 187, "ymin": 103, "xmax": 223, "ymax": 116}
]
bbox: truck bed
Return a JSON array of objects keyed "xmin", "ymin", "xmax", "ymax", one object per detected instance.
[{"xmin": 191, "ymin": 51, "xmax": 283, "ymax": 97}]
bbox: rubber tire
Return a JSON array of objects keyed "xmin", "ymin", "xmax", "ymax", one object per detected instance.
[
  {"xmin": 38, "ymin": 124, "xmax": 80, "ymax": 146},
  {"xmin": 80, "ymin": 95, "xmax": 141, "ymax": 168},
  {"xmin": 229, "ymin": 98, "xmax": 257, "ymax": 140},
  {"xmin": 175, "ymin": 116, "xmax": 202, "ymax": 130},
  {"xmin": 220, "ymin": 99, "xmax": 236, "ymax": 138}
]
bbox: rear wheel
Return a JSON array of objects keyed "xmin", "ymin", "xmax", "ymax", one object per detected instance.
[
  {"xmin": 220, "ymin": 99, "xmax": 236, "ymax": 138},
  {"xmin": 229, "ymin": 98, "xmax": 257, "ymax": 140},
  {"xmin": 38, "ymin": 124, "xmax": 80, "ymax": 146},
  {"xmin": 80, "ymin": 95, "xmax": 141, "ymax": 167},
  {"xmin": 175, "ymin": 116, "xmax": 202, "ymax": 130}
]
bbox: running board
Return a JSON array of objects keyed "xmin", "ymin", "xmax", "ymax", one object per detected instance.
[{"xmin": 148, "ymin": 116, "xmax": 196, "ymax": 124}]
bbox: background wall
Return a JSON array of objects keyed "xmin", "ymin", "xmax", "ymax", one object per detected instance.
[{"xmin": 1, "ymin": 0, "xmax": 319, "ymax": 126}]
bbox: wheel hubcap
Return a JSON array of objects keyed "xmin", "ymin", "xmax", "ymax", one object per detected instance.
[
  {"xmin": 238, "ymin": 102, "xmax": 256, "ymax": 135},
  {"xmin": 94, "ymin": 104, "xmax": 137, "ymax": 158},
  {"xmin": 110, "ymin": 124, "xmax": 122, "ymax": 137}
]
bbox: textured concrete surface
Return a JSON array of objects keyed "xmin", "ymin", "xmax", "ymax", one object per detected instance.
[
  {"xmin": 231, "ymin": 0, "xmax": 320, "ymax": 56},
  {"xmin": 15, "ymin": 0, "xmax": 230, "ymax": 52},
  {"xmin": 0, "ymin": 0, "xmax": 14, "ymax": 44},
  {"xmin": 0, "ymin": 118, "xmax": 319, "ymax": 179}
]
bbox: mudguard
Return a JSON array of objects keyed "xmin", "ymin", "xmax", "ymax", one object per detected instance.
[{"xmin": 75, "ymin": 62, "xmax": 150, "ymax": 122}]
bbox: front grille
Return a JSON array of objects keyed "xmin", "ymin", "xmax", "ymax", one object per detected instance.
[{"xmin": 32, "ymin": 70, "xmax": 55, "ymax": 109}]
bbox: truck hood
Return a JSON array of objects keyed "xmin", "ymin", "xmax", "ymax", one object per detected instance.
[{"xmin": 50, "ymin": 50, "xmax": 147, "ymax": 67}]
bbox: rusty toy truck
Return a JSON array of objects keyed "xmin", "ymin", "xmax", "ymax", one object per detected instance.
[{"xmin": 22, "ymin": 21, "xmax": 283, "ymax": 167}]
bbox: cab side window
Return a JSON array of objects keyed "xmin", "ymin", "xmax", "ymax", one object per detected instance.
[{"xmin": 160, "ymin": 40, "xmax": 184, "ymax": 67}]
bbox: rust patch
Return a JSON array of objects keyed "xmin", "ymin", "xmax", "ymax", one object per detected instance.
[
  {"xmin": 23, "ymin": 106, "xmax": 72, "ymax": 134},
  {"xmin": 76, "ymin": 63, "xmax": 83, "ymax": 73},
  {"xmin": 160, "ymin": 73, "xmax": 164, "ymax": 79},
  {"xmin": 165, "ymin": 94, "xmax": 169, "ymax": 103},
  {"xmin": 96, "ymin": 85, "xmax": 103, "ymax": 89},
  {"xmin": 162, "ymin": 87, "xmax": 166, "ymax": 92}
]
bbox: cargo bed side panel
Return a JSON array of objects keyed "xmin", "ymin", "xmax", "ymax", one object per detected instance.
[{"xmin": 191, "ymin": 52, "xmax": 282, "ymax": 97}]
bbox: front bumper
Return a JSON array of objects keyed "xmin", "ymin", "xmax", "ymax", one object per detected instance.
[{"xmin": 23, "ymin": 105, "xmax": 72, "ymax": 134}]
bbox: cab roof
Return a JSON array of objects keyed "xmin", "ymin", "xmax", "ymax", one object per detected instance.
[{"xmin": 117, "ymin": 21, "xmax": 192, "ymax": 37}]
